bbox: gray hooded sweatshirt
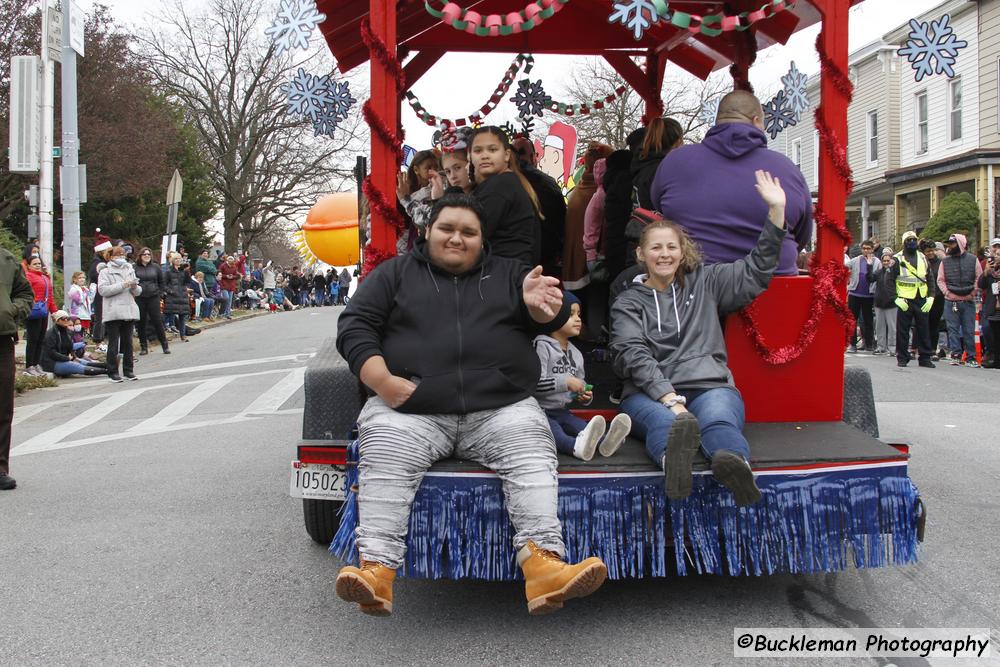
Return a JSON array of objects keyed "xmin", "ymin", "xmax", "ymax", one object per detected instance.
[
  {"xmin": 532, "ymin": 335, "xmax": 588, "ymax": 410},
  {"xmin": 610, "ymin": 221, "xmax": 785, "ymax": 401}
]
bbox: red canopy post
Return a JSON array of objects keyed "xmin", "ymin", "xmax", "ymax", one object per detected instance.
[
  {"xmin": 367, "ymin": 0, "xmax": 399, "ymax": 256},
  {"xmin": 813, "ymin": 0, "xmax": 852, "ymax": 265}
]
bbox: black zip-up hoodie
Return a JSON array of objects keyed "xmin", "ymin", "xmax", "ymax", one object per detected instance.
[{"xmin": 336, "ymin": 239, "xmax": 570, "ymax": 415}]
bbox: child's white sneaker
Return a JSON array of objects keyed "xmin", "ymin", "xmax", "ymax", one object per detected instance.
[
  {"xmin": 573, "ymin": 415, "xmax": 606, "ymax": 462},
  {"xmin": 599, "ymin": 413, "xmax": 632, "ymax": 457}
]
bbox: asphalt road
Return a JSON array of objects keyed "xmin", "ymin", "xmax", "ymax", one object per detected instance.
[{"xmin": 2, "ymin": 308, "xmax": 998, "ymax": 666}]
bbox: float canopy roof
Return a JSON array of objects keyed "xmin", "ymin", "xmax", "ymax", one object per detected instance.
[{"xmin": 317, "ymin": 0, "xmax": 858, "ymax": 79}]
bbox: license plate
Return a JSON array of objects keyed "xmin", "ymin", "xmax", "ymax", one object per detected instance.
[{"xmin": 289, "ymin": 461, "xmax": 348, "ymax": 501}]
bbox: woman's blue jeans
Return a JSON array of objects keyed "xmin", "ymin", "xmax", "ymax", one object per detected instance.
[
  {"xmin": 52, "ymin": 359, "xmax": 103, "ymax": 376},
  {"xmin": 621, "ymin": 386, "xmax": 750, "ymax": 465}
]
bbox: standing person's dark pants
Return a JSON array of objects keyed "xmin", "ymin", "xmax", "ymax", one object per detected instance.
[
  {"xmin": 896, "ymin": 296, "xmax": 933, "ymax": 364},
  {"xmin": 91, "ymin": 295, "xmax": 104, "ymax": 342},
  {"xmin": 848, "ymin": 294, "xmax": 875, "ymax": 349},
  {"xmin": 105, "ymin": 320, "xmax": 135, "ymax": 377},
  {"xmin": 24, "ymin": 317, "xmax": 47, "ymax": 368},
  {"xmin": 927, "ymin": 295, "xmax": 944, "ymax": 353},
  {"xmin": 0, "ymin": 335, "xmax": 15, "ymax": 478},
  {"xmin": 136, "ymin": 296, "xmax": 168, "ymax": 353}
]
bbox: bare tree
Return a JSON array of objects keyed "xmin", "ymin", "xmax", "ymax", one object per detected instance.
[
  {"xmin": 550, "ymin": 58, "xmax": 731, "ymax": 148},
  {"xmin": 138, "ymin": 0, "xmax": 366, "ymax": 253}
]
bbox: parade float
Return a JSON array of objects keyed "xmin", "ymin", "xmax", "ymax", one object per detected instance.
[{"xmin": 284, "ymin": 0, "xmax": 925, "ymax": 579}]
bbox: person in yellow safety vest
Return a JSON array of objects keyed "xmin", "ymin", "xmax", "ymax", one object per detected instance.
[{"xmin": 886, "ymin": 230, "xmax": 936, "ymax": 368}]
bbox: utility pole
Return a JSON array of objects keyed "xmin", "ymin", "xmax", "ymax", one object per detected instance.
[
  {"xmin": 60, "ymin": 1, "xmax": 85, "ymax": 307},
  {"xmin": 38, "ymin": 1, "xmax": 58, "ymax": 271}
]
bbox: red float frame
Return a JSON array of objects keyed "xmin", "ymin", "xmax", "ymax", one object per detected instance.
[{"xmin": 317, "ymin": 0, "xmax": 860, "ymax": 422}]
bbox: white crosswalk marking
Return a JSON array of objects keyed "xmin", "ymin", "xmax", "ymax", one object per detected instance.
[
  {"xmin": 14, "ymin": 389, "xmax": 144, "ymax": 455},
  {"xmin": 239, "ymin": 367, "xmax": 305, "ymax": 416},
  {"xmin": 126, "ymin": 376, "xmax": 236, "ymax": 433},
  {"xmin": 13, "ymin": 364, "xmax": 308, "ymax": 458}
]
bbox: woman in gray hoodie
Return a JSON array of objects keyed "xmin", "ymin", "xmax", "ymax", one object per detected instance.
[
  {"xmin": 610, "ymin": 170, "xmax": 787, "ymax": 507},
  {"xmin": 97, "ymin": 246, "xmax": 141, "ymax": 382}
]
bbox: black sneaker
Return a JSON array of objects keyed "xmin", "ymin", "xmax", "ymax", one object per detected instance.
[
  {"xmin": 0, "ymin": 474, "xmax": 16, "ymax": 490},
  {"xmin": 108, "ymin": 373, "xmax": 124, "ymax": 383},
  {"xmin": 897, "ymin": 360, "xmax": 908, "ymax": 367},
  {"xmin": 918, "ymin": 359, "xmax": 936, "ymax": 368},
  {"xmin": 711, "ymin": 451, "xmax": 761, "ymax": 506},
  {"xmin": 124, "ymin": 372, "xmax": 139, "ymax": 381},
  {"xmin": 663, "ymin": 412, "xmax": 701, "ymax": 501}
]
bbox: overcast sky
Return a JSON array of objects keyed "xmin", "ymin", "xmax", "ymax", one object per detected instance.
[{"xmin": 83, "ymin": 0, "xmax": 947, "ymax": 149}]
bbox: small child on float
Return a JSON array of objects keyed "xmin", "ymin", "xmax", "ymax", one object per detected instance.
[{"xmin": 533, "ymin": 292, "xmax": 632, "ymax": 460}]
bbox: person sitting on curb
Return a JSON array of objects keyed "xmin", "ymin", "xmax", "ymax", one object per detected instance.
[
  {"xmin": 610, "ymin": 171, "xmax": 788, "ymax": 507},
  {"xmin": 335, "ymin": 193, "xmax": 608, "ymax": 617},
  {"xmin": 40, "ymin": 311, "xmax": 107, "ymax": 377}
]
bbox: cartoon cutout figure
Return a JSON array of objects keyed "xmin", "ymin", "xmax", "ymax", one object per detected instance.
[{"xmin": 538, "ymin": 121, "xmax": 578, "ymax": 196}]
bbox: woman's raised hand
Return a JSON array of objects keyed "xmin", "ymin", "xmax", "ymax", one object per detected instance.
[
  {"xmin": 754, "ymin": 170, "xmax": 786, "ymax": 228},
  {"xmin": 395, "ymin": 172, "xmax": 411, "ymax": 202}
]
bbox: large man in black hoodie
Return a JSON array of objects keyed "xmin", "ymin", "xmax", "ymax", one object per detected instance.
[{"xmin": 334, "ymin": 194, "xmax": 606, "ymax": 617}]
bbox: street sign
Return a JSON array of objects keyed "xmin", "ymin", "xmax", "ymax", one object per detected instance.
[
  {"xmin": 52, "ymin": 147, "xmax": 61, "ymax": 158},
  {"xmin": 68, "ymin": 2, "xmax": 84, "ymax": 57},
  {"xmin": 8, "ymin": 56, "xmax": 41, "ymax": 173},
  {"xmin": 166, "ymin": 169, "xmax": 183, "ymax": 206},
  {"xmin": 46, "ymin": 7, "xmax": 63, "ymax": 63}
]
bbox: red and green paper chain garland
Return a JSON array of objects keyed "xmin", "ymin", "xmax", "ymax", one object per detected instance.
[
  {"xmin": 424, "ymin": 0, "xmax": 570, "ymax": 36},
  {"xmin": 406, "ymin": 54, "xmax": 534, "ymax": 127},
  {"xmin": 649, "ymin": 0, "xmax": 796, "ymax": 38},
  {"xmin": 546, "ymin": 85, "xmax": 628, "ymax": 116}
]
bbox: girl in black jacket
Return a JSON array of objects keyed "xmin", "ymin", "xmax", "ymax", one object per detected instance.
[
  {"xmin": 163, "ymin": 255, "xmax": 192, "ymax": 342},
  {"xmin": 469, "ymin": 126, "xmax": 542, "ymax": 267},
  {"xmin": 133, "ymin": 247, "xmax": 169, "ymax": 355}
]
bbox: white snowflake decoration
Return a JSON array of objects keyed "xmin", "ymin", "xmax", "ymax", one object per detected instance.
[
  {"xmin": 265, "ymin": 0, "xmax": 327, "ymax": 56},
  {"xmin": 608, "ymin": 0, "xmax": 662, "ymax": 41},
  {"xmin": 283, "ymin": 68, "xmax": 334, "ymax": 121},
  {"xmin": 327, "ymin": 80, "xmax": 357, "ymax": 119},
  {"xmin": 780, "ymin": 61, "xmax": 809, "ymax": 120},
  {"xmin": 897, "ymin": 14, "xmax": 968, "ymax": 83},
  {"xmin": 762, "ymin": 90, "xmax": 798, "ymax": 140},
  {"xmin": 510, "ymin": 79, "xmax": 552, "ymax": 118},
  {"xmin": 312, "ymin": 107, "xmax": 342, "ymax": 137},
  {"xmin": 699, "ymin": 97, "xmax": 721, "ymax": 126}
]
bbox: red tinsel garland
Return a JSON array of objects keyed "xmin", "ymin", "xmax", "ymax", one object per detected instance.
[
  {"xmin": 359, "ymin": 17, "xmax": 408, "ymax": 276},
  {"xmin": 737, "ymin": 34, "xmax": 857, "ymax": 365},
  {"xmin": 361, "ymin": 246, "xmax": 395, "ymax": 281}
]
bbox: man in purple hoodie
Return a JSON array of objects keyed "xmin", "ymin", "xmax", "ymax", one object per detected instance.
[{"xmin": 649, "ymin": 91, "xmax": 812, "ymax": 276}]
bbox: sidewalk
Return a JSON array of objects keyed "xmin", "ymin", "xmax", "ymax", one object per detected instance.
[{"xmin": 13, "ymin": 307, "xmax": 273, "ymax": 360}]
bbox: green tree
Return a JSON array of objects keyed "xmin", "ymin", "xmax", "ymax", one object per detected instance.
[{"xmin": 921, "ymin": 192, "xmax": 980, "ymax": 247}]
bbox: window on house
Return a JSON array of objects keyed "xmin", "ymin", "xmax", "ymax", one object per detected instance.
[
  {"xmin": 867, "ymin": 110, "xmax": 878, "ymax": 165},
  {"xmin": 915, "ymin": 92, "xmax": 928, "ymax": 154},
  {"xmin": 792, "ymin": 139, "xmax": 802, "ymax": 169},
  {"xmin": 949, "ymin": 78, "xmax": 962, "ymax": 141},
  {"xmin": 812, "ymin": 131, "xmax": 819, "ymax": 186}
]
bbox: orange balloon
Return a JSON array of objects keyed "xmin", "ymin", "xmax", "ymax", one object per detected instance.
[{"xmin": 302, "ymin": 193, "xmax": 360, "ymax": 266}]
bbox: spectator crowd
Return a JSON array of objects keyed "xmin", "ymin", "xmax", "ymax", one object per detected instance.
[{"xmin": 15, "ymin": 234, "xmax": 357, "ymax": 383}]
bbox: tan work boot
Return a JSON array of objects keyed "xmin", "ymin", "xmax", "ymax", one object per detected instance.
[
  {"xmin": 335, "ymin": 560, "xmax": 396, "ymax": 616},
  {"xmin": 518, "ymin": 541, "xmax": 607, "ymax": 615}
]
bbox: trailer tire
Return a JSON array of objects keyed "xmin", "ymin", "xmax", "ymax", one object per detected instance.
[
  {"xmin": 303, "ymin": 498, "xmax": 343, "ymax": 546},
  {"xmin": 842, "ymin": 365, "xmax": 879, "ymax": 438}
]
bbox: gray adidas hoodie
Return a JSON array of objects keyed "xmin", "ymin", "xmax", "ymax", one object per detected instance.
[
  {"xmin": 610, "ymin": 221, "xmax": 785, "ymax": 401},
  {"xmin": 532, "ymin": 335, "xmax": 588, "ymax": 410}
]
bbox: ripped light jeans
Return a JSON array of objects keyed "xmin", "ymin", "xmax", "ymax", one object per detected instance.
[{"xmin": 356, "ymin": 395, "xmax": 563, "ymax": 570}]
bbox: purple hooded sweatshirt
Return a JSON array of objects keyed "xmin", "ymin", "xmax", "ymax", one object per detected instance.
[{"xmin": 650, "ymin": 122, "xmax": 812, "ymax": 276}]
